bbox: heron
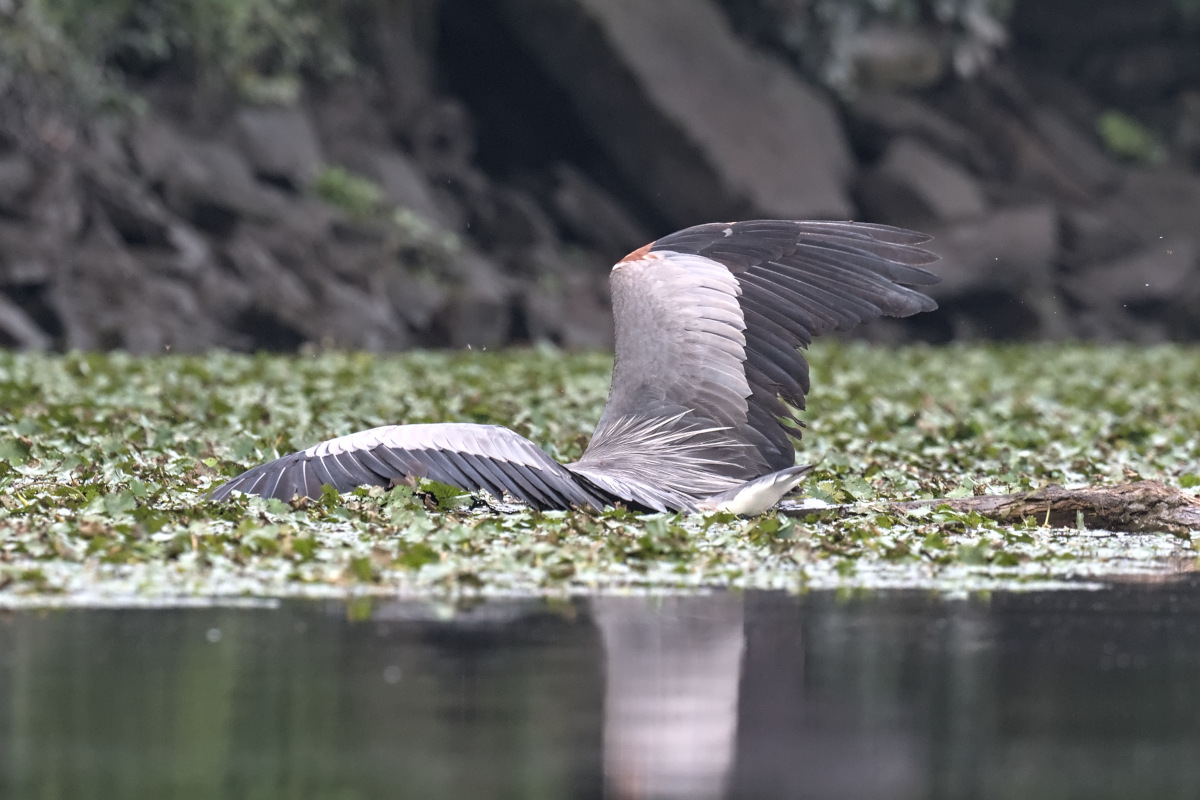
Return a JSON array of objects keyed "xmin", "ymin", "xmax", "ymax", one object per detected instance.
[{"xmin": 210, "ymin": 219, "xmax": 939, "ymax": 514}]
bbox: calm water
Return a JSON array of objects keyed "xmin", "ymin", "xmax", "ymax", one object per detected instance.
[{"xmin": 3, "ymin": 580, "xmax": 1200, "ymax": 799}]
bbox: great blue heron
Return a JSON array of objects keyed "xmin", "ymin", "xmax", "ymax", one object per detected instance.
[{"xmin": 211, "ymin": 220, "xmax": 939, "ymax": 514}]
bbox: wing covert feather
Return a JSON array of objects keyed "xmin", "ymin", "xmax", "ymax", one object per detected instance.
[{"xmin": 210, "ymin": 423, "xmax": 609, "ymax": 510}]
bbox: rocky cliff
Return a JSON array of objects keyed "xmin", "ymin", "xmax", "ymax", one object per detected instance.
[{"xmin": 0, "ymin": 0, "xmax": 1197, "ymax": 352}]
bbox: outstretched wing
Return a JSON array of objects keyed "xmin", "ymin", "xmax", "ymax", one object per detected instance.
[
  {"xmin": 210, "ymin": 423, "xmax": 611, "ymax": 510},
  {"xmin": 571, "ymin": 220, "xmax": 939, "ymax": 500}
]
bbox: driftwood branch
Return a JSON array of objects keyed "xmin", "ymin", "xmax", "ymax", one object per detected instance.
[{"xmin": 782, "ymin": 481, "xmax": 1200, "ymax": 535}]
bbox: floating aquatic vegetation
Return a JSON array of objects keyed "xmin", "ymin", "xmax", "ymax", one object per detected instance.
[{"xmin": 0, "ymin": 343, "xmax": 1197, "ymax": 605}]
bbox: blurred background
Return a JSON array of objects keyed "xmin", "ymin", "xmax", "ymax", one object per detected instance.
[{"xmin": 0, "ymin": 0, "xmax": 1197, "ymax": 353}]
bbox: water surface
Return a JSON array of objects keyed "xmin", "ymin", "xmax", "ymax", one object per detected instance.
[{"xmin": 3, "ymin": 580, "xmax": 1200, "ymax": 799}]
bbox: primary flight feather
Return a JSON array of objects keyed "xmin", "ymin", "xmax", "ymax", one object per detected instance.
[{"xmin": 210, "ymin": 220, "xmax": 940, "ymax": 514}]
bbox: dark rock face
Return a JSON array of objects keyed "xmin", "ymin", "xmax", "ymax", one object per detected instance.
[
  {"xmin": 922, "ymin": 205, "xmax": 1064, "ymax": 340},
  {"xmin": 0, "ymin": 293, "xmax": 50, "ymax": 350},
  {"xmin": 1031, "ymin": 107, "xmax": 1122, "ymax": 194},
  {"xmin": 234, "ymin": 106, "xmax": 325, "ymax": 190},
  {"xmin": 352, "ymin": 148, "xmax": 447, "ymax": 226},
  {"xmin": 495, "ymin": 0, "xmax": 854, "ymax": 227},
  {"xmin": 0, "ymin": 0, "xmax": 1198, "ymax": 352},
  {"xmin": 857, "ymin": 137, "xmax": 989, "ymax": 227},
  {"xmin": 0, "ymin": 154, "xmax": 36, "ymax": 212}
]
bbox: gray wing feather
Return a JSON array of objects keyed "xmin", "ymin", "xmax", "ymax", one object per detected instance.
[
  {"xmin": 458, "ymin": 453, "xmax": 512, "ymax": 498},
  {"xmin": 572, "ymin": 220, "xmax": 939, "ymax": 505},
  {"xmin": 308, "ymin": 457, "xmax": 339, "ymax": 491},
  {"xmin": 566, "ymin": 466, "xmax": 696, "ymax": 514},
  {"xmin": 210, "ymin": 423, "xmax": 609, "ymax": 510}
]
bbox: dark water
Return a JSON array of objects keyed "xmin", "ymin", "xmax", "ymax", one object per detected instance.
[{"xmin": 3, "ymin": 580, "xmax": 1200, "ymax": 800}]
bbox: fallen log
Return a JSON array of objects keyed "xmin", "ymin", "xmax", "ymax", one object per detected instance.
[{"xmin": 781, "ymin": 480, "xmax": 1200, "ymax": 536}]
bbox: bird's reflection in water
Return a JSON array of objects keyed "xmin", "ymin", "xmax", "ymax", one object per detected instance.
[
  {"xmin": 7, "ymin": 588, "xmax": 1200, "ymax": 797},
  {"xmin": 593, "ymin": 595, "xmax": 745, "ymax": 800}
]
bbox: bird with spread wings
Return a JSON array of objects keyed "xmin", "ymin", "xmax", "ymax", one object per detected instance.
[{"xmin": 210, "ymin": 220, "xmax": 939, "ymax": 514}]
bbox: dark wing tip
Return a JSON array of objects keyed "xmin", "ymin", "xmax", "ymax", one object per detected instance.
[
  {"xmin": 648, "ymin": 219, "xmax": 940, "ymax": 279},
  {"xmin": 808, "ymin": 221, "xmax": 934, "ymax": 246},
  {"xmin": 209, "ymin": 453, "xmax": 307, "ymax": 502},
  {"xmin": 209, "ymin": 469, "xmax": 264, "ymax": 502}
]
